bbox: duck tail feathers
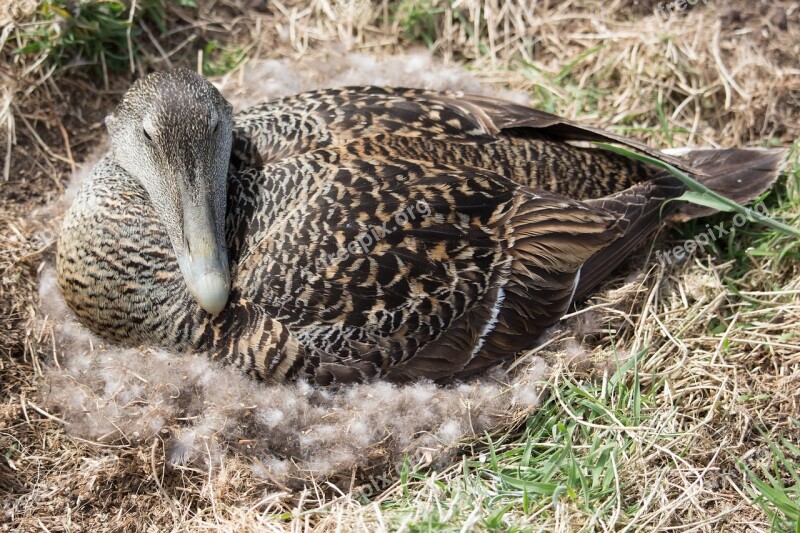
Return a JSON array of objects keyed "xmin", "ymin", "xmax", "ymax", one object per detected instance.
[{"xmin": 662, "ymin": 147, "xmax": 788, "ymax": 221}]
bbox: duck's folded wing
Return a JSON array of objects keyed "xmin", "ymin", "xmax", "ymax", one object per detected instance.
[
  {"xmin": 415, "ymin": 91, "xmax": 699, "ymax": 173},
  {"xmin": 232, "ymin": 140, "xmax": 621, "ymax": 382},
  {"xmin": 236, "ymin": 86, "xmax": 699, "ymax": 177}
]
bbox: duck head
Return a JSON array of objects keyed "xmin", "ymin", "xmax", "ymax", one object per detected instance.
[{"xmin": 105, "ymin": 68, "xmax": 233, "ymax": 314}]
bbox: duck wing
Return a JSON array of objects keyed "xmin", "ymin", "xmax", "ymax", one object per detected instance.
[
  {"xmin": 229, "ymin": 88, "xmax": 785, "ymax": 383},
  {"xmin": 233, "ymin": 86, "xmax": 698, "ymax": 181},
  {"xmin": 228, "ymin": 134, "xmax": 622, "ymax": 383}
]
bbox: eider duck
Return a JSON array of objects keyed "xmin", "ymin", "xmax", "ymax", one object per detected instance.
[{"xmin": 56, "ymin": 68, "xmax": 784, "ymax": 384}]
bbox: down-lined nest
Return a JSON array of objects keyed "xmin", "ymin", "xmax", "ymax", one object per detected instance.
[{"xmin": 32, "ymin": 53, "xmax": 549, "ymax": 489}]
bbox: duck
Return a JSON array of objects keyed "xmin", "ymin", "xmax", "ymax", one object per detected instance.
[{"xmin": 56, "ymin": 68, "xmax": 784, "ymax": 385}]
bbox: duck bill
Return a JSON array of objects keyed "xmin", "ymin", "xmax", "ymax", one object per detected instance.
[{"xmin": 179, "ymin": 203, "xmax": 231, "ymax": 315}]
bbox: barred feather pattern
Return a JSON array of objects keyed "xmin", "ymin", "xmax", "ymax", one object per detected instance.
[{"xmin": 57, "ymin": 82, "xmax": 784, "ymax": 384}]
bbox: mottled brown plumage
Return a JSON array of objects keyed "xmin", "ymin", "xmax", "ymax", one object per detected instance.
[{"xmin": 56, "ymin": 69, "xmax": 785, "ymax": 385}]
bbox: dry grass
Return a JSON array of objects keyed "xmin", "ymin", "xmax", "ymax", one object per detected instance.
[{"xmin": 2, "ymin": 0, "xmax": 799, "ymax": 530}]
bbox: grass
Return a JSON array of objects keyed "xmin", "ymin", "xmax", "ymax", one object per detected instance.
[
  {"xmin": 395, "ymin": 0, "xmax": 447, "ymax": 48},
  {"xmin": 465, "ymin": 366, "xmax": 652, "ymax": 528},
  {"xmin": 347, "ymin": 307, "xmax": 800, "ymax": 530},
  {"xmin": 12, "ymin": 0, "xmax": 182, "ymax": 76},
  {"xmin": 2, "ymin": 0, "xmax": 800, "ymax": 531},
  {"xmin": 201, "ymin": 39, "xmax": 246, "ymax": 76},
  {"xmin": 739, "ymin": 432, "xmax": 800, "ymax": 532}
]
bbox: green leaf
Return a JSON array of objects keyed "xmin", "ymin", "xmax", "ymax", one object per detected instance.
[
  {"xmin": 673, "ymin": 191, "xmax": 736, "ymax": 212},
  {"xmin": 498, "ymin": 473, "xmax": 560, "ymax": 495}
]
